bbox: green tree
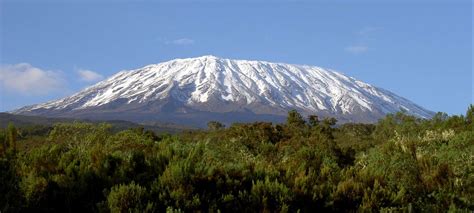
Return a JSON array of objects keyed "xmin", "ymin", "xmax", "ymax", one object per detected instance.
[
  {"xmin": 308, "ymin": 115, "xmax": 320, "ymax": 127},
  {"xmin": 0, "ymin": 131, "xmax": 5, "ymax": 157},
  {"xmin": 286, "ymin": 109, "xmax": 305, "ymax": 127},
  {"xmin": 207, "ymin": 121, "xmax": 225, "ymax": 131},
  {"xmin": 318, "ymin": 117, "xmax": 337, "ymax": 140},
  {"xmin": 466, "ymin": 104, "xmax": 474, "ymax": 125},
  {"xmin": 6, "ymin": 123, "xmax": 17, "ymax": 155}
]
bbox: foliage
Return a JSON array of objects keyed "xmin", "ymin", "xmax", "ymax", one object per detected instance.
[
  {"xmin": 287, "ymin": 109, "xmax": 305, "ymax": 128},
  {"xmin": 207, "ymin": 121, "xmax": 225, "ymax": 131},
  {"xmin": 1, "ymin": 107, "xmax": 473, "ymax": 212},
  {"xmin": 107, "ymin": 182, "xmax": 153, "ymax": 213}
]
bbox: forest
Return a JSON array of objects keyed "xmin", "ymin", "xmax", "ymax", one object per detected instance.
[{"xmin": 1, "ymin": 106, "xmax": 473, "ymax": 212}]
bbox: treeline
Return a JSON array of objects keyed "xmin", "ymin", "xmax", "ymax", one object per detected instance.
[{"xmin": 1, "ymin": 106, "xmax": 473, "ymax": 212}]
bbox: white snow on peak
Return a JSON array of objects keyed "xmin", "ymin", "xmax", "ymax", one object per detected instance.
[{"xmin": 16, "ymin": 56, "xmax": 433, "ymax": 119}]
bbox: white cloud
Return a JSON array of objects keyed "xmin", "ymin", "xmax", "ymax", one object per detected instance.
[
  {"xmin": 0, "ymin": 63, "xmax": 65, "ymax": 95},
  {"xmin": 344, "ymin": 45, "xmax": 369, "ymax": 54},
  {"xmin": 77, "ymin": 69, "xmax": 104, "ymax": 82},
  {"xmin": 168, "ymin": 38, "xmax": 195, "ymax": 45}
]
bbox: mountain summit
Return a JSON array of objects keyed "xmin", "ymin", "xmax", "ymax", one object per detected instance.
[{"xmin": 13, "ymin": 55, "xmax": 434, "ymax": 126}]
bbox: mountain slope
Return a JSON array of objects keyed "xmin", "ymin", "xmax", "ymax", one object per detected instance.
[
  {"xmin": 13, "ymin": 55, "xmax": 434, "ymax": 126},
  {"xmin": 0, "ymin": 113, "xmax": 194, "ymax": 133}
]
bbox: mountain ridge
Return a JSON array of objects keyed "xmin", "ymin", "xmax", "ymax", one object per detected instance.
[{"xmin": 13, "ymin": 55, "xmax": 434, "ymax": 126}]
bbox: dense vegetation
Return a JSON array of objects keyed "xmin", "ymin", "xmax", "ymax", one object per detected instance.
[{"xmin": 1, "ymin": 106, "xmax": 473, "ymax": 212}]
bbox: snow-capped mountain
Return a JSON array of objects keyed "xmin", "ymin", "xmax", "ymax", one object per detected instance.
[{"xmin": 13, "ymin": 55, "xmax": 434, "ymax": 126}]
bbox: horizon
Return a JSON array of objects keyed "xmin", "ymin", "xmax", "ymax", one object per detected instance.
[{"xmin": 1, "ymin": 0, "xmax": 472, "ymax": 115}]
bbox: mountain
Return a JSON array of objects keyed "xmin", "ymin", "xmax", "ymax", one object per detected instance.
[{"xmin": 13, "ymin": 55, "xmax": 434, "ymax": 127}]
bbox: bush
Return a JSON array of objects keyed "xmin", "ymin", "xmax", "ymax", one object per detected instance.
[
  {"xmin": 107, "ymin": 182, "xmax": 153, "ymax": 213},
  {"xmin": 2, "ymin": 106, "xmax": 474, "ymax": 212}
]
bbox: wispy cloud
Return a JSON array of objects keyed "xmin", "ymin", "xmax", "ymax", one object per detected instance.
[
  {"xmin": 345, "ymin": 26, "xmax": 378, "ymax": 54},
  {"xmin": 357, "ymin": 27, "xmax": 378, "ymax": 37},
  {"xmin": 344, "ymin": 45, "xmax": 369, "ymax": 54},
  {"xmin": 77, "ymin": 69, "xmax": 104, "ymax": 82},
  {"xmin": 0, "ymin": 63, "xmax": 65, "ymax": 95},
  {"xmin": 158, "ymin": 37, "xmax": 195, "ymax": 45},
  {"xmin": 168, "ymin": 38, "xmax": 195, "ymax": 45}
]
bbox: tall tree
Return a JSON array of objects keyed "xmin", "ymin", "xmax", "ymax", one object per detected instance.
[
  {"xmin": 308, "ymin": 115, "xmax": 320, "ymax": 127},
  {"xmin": 466, "ymin": 104, "xmax": 474, "ymax": 125},
  {"xmin": 6, "ymin": 123, "xmax": 17, "ymax": 154},
  {"xmin": 208, "ymin": 121, "xmax": 225, "ymax": 131},
  {"xmin": 286, "ymin": 110, "xmax": 305, "ymax": 127}
]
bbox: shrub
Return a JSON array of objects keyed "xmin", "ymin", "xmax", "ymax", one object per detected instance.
[{"xmin": 107, "ymin": 182, "xmax": 153, "ymax": 213}]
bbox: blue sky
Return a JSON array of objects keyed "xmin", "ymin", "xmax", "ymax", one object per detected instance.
[{"xmin": 0, "ymin": 0, "xmax": 472, "ymax": 115}]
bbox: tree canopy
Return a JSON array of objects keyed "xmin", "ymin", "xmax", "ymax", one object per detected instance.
[{"xmin": 1, "ymin": 106, "xmax": 473, "ymax": 212}]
